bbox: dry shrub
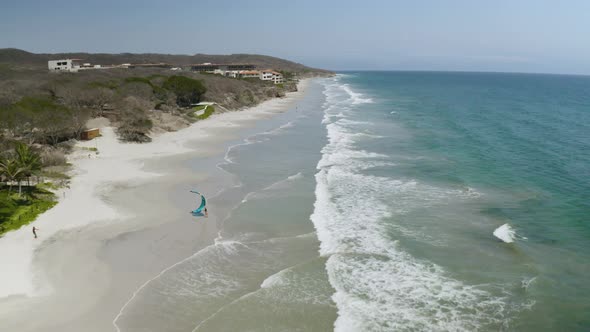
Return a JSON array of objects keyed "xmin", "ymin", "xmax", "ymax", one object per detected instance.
[
  {"xmin": 41, "ymin": 148, "xmax": 67, "ymax": 166},
  {"xmin": 56, "ymin": 139, "xmax": 76, "ymax": 152},
  {"xmin": 117, "ymin": 108, "xmax": 153, "ymax": 143},
  {"xmin": 120, "ymin": 95, "xmax": 153, "ymax": 112}
]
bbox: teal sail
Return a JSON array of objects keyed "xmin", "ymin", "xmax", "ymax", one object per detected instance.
[{"xmin": 190, "ymin": 190, "xmax": 206, "ymax": 215}]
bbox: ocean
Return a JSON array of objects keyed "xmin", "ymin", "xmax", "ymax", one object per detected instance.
[{"xmin": 117, "ymin": 72, "xmax": 590, "ymax": 331}]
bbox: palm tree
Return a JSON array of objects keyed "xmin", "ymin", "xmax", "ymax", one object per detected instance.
[
  {"xmin": 0, "ymin": 156, "xmax": 4, "ymax": 190},
  {"xmin": 0, "ymin": 157, "xmax": 24, "ymax": 193},
  {"xmin": 14, "ymin": 142, "xmax": 42, "ymax": 188}
]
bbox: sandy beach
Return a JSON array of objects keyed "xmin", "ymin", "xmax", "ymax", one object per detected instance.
[{"xmin": 0, "ymin": 80, "xmax": 310, "ymax": 332}]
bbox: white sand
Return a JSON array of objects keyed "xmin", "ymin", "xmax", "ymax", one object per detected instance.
[{"xmin": 0, "ymin": 79, "xmax": 310, "ymax": 301}]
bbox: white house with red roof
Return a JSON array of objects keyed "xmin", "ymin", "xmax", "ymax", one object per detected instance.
[{"xmin": 259, "ymin": 69, "xmax": 284, "ymax": 84}]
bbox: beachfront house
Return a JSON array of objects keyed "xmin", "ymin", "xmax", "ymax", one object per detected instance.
[
  {"xmin": 48, "ymin": 59, "xmax": 81, "ymax": 72},
  {"xmin": 260, "ymin": 69, "xmax": 284, "ymax": 84},
  {"xmin": 48, "ymin": 60, "xmax": 115, "ymax": 72}
]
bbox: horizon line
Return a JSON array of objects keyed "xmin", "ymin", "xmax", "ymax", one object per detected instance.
[{"xmin": 332, "ymin": 69, "xmax": 590, "ymax": 78}]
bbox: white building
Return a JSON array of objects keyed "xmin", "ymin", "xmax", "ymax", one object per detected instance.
[
  {"xmin": 48, "ymin": 59, "xmax": 106, "ymax": 72},
  {"xmin": 224, "ymin": 70, "xmax": 240, "ymax": 78},
  {"xmin": 48, "ymin": 59, "xmax": 80, "ymax": 72},
  {"xmin": 259, "ymin": 69, "xmax": 284, "ymax": 84},
  {"xmin": 239, "ymin": 70, "xmax": 260, "ymax": 78},
  {"xmin": 272, "ymin": 73, "xmax": 284, "ymax": 84},
  {"xmin": 260, "ymin": 70, "xmax": 273, "ymax": 81}
]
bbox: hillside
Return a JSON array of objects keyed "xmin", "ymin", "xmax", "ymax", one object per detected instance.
[
  {"xmin": 0, "ymin": 49, "xmax": 330, "ymax": 74},
  {"xmin": 0, "ymin": 48, "xmax": 331, "ymax": 151},
  {"xmin": 0, "ymin": 47, "xmax": 332, "ymax": 179}
]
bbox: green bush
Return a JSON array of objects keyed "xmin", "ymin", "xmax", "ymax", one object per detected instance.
[
  {"xmin": 193, "ymin": 105, "xmax": 215, "ymax": 120},
  {"xmin": 124, "ymin": 76, "xmax": 153, "ymax": 86},
  {"xmin": 5, "ymin": 96, "xmax": 78, "ymax": 145},
  {"xmin": 147, "ymin": 74, "xmax": 166, "ymax": 80},
  {"xmin": 152, "ymin": 85, "xmax": 168, "ymax": 101},
  {"xmin": 162, "ymin": 76, "xmax": 207, "ymax": 108}
]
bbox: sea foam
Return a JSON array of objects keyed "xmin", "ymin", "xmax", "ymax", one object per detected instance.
[
  {"xmin": 493, "ymin": 223, "xmax": 517, "ymax": 243},
  {"xmin": 309, "ymin": 77, "xmax": 512, "ymax": 331}
]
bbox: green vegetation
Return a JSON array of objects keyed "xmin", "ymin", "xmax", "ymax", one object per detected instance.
[
  {"xmin": 0, "ymin": 54, "xmax": 322, "ymax": 145},
  {"xmin": 124, "ymin": 76, "xmax": 153, "ymax": 86},
  {"xmin": 118, "ymin": 109, "xmax": 153, "ymax": 143},
  {"xmin": 0, "ymin": 142, "xmax": 58, "ymax": 236},
  {"xmin": 147, "ymin": 74, "xmax": 166, "ymax": 80},
  {"xmin": 0, "ymin": 96, "xmax": 89, "ymax": 145},
  {"xmin": 192, "ymin": 105, "xmax": 215, "ymax": 120},
  {"xmin": 152, "ymin": 85, "xmax": 168, "ymax": 101},
  {"xmin": 87, "ymin": 80, "xmax": 118, "ymax": 90},
  {"xmin": 14, "ymin": 142, "xmax": 41, "ymax": 187},
  {"xmin": 0, "ymin": 186, "xmax": 57, "ymax": 236},
  {"xmin": 162, "ymin": 75, "xmax": 207, "ymax": 108},
  {"xmin": 0, "ymin": 72, "xmax": 205, "ymax": 145},
  {"xmin": 0, "ymin": 142, "xmax": 42, "ymax": 195}
]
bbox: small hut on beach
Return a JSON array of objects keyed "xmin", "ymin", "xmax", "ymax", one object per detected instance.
[{"xmin": 80, "ymin": 128, "xmax": 100, "ymax": 140}]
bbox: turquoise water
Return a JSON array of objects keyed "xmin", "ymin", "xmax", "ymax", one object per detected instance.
[
  {"xmin": 316, "ymin": 72, "xmax": 590, "ymax": 331},
  {"xmin": 117, "ymin": 73, "xmax": 590, "ymax": 331}
]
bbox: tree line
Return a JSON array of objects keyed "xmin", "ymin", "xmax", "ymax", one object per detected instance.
[{"xmin": 0, "ymin": 72, "xmax": 207, "ymax": 146}]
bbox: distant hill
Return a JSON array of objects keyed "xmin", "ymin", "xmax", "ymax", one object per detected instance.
[{"xmin": 0, "ymin": 48, "xmax": 330, "ymax": 74}]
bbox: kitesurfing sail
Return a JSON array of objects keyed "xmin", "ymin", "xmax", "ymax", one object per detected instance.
[{"xmin": 190, "ymin": 190, "xmax": 206, "ymax": 215}]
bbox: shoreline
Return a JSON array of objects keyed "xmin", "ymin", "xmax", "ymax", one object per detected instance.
[{"xmin": 0, "ymin": 79, "xmax": 311, "ymax": 331}]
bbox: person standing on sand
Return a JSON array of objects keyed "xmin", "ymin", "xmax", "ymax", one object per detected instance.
[
  {"xmin": 204, "ymin": 208, "xmax": 208, "ymax": 218},
  {"xmin": 32, "ymin": 226, "xmax": 38, "ymax": 239}
]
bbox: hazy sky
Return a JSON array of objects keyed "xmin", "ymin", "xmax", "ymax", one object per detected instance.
[{"xmin": 2, "ymin": 0, "xmax": 590, "ymax": 74}]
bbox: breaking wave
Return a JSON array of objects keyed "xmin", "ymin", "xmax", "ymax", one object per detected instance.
[{"xmin": 310, "ymin": 76, "xmax": 516, "ymax": 331}]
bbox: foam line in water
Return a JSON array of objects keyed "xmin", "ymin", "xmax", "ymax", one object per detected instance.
[
  {"xmin": 240, "ymin": 172, "xmax": 304, "ymax": 203},
  {"xmin": 521, "ymin": 276, "xmax": 537, "ymax": 291},
  {"xmin": 341, "ymin": 84, "xmax": 374, "ymax": 104},
  {"xmin": 221, "ymin": 119, "xmax": 296, "ymax": 165},
  {"xmin": 191, "ymin": 290, "xmax": 260, "ymax": 332},
  {"xmin": 112, "ymin": 236, "xmax": 233, "ymax": 331}
]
